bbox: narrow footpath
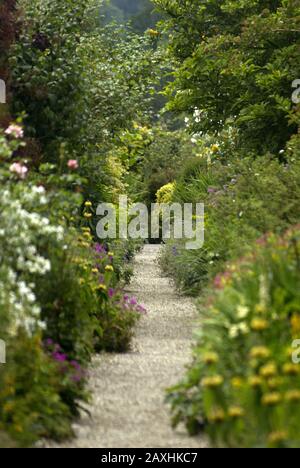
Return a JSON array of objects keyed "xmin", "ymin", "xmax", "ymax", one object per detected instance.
[{"xmin": 48, "ymin": 245, "xmax": 207, "ymax": 448}]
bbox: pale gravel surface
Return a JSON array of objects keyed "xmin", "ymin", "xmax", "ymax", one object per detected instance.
[{"xmin": 47, "ymin": 244, "xmax": 207, "ymax": 448}]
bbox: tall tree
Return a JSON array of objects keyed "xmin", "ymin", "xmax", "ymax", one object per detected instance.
[{"xmin": 155, "ymin": 0, "xmax": 300, "ymax": 154}]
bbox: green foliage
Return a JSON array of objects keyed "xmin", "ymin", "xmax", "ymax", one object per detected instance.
[
  {"xmin": 160, "ymin": 142, "xmax": 300, "ymax": 294},
  {"xmin": 0, "ymin": 332, "xmax": 73, "ymax": 446},
  {"xmin": 112, "ymin": 123, "xmax": 198, "ymax": 205},
  {"xmin": 168, "ymin": 227, "xmax": 300, "ymax": 448},
  {"xmin": 11, "ymin": 0, "xmax": 94, "ymax": 157},
  {"xmin": 155, "ymin": 0, "xmax": 300, "ymax": 154},
  {"xmin": 0, "ymin": 121, "xmax": 143, "ymax": 445}
]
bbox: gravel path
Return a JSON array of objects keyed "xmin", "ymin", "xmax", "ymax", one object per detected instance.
[{"xmin": 48, "ymin": 245, "xmax": 207, "ymax": 448}]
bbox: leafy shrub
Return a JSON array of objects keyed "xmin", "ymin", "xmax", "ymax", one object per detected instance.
[
  {"xmin": 168, "ymin": 227, "xmax": 300, "ymax": 448},
  {"xmin": 0, "ymin": 124, "xmax": 143, "ymax": 446},
  {"xmin": 155, "ymin": 0, "xmax": 300, "ymax": 155},
  {"xmin": 156, "ymin": 182, "xmax": 175, "ymax": 204},
  {"xmin": 160, "ymin": 152, "xmax": 300, "ymax": 295},
  {"xmin": 91, "ymin": 243, "xmax": 145, "ymax": 353},
  {"xmin": 0, "ymin": 331, "xmax": 73, "ymax": 446}
]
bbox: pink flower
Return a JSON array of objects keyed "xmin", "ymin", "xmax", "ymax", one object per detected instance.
[
  {"xmin": 5, "ymin": 124, "xmax": 24, "ymax": 139},
  {"xmin": 67, "ymin": 159, "xmax": 79, "ymax": 170},
  {"xmin": 9, "ymin": 162, "xmax": 28, "ymax": 179}
]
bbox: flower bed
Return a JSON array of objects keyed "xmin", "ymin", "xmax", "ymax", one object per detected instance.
[{"xmin": 168, "ymin": 227, "xmax": 300, "ymax": 448}]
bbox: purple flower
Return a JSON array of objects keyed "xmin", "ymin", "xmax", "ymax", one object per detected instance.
[
  {"xmin": 71, "ymin": 374, "xmax": 82, "ymax": 383},
  {"xmin": 45, "ymin": 338, "xmax": 54, "ymax": 347},
  {"xmin": 130, "ymin": 297, "xmax": 137, "ymax": 306},
  {"xmin": 52, "ymin": 352, "xmax": 67, "ymax": 362},
  {"xmin": 172, "ymin": 246, "xmax": 178, "ymax": 256},
  {"xmin": 137, "ymin": 305, "xmax": 147, "ymax": 314},
  {"xmin": 70, "ymin": 360, "xmax": 82, "ymax": 371},
  {"xmin": 108, "ymin": 288, "xmax": 115, "ymax": 298},
  {"xmin": 94, "ymin": 243, "xmax": 106, "ymax": 253},
  {"xmin": 207, "ymin": 187, "xmax": 217, "ymax": 194},
  {"xmin": 123, "ymin": 294, "xmax": 129, "ymax": 302}
]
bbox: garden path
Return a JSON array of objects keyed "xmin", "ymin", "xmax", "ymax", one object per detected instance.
[{"xmin": 47, "ymin": 244, "xmax": 207, "ymax": 448}]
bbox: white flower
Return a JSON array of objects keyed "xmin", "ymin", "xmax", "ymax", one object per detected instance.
[
  {"xmin": 10, "ymin": 162, "xmax": 28, "ymax": 179},
  {"xmin": 237, "ymin": 305, "xmax": 249, "ymax": 319}
]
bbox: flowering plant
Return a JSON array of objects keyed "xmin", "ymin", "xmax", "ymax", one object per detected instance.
[
  {"xmin": 0, "ymin": 183, "xmax": 65, "ymax": 338},
  {"xmin": 168, "ymin": 227, "xmax": 300, "ymax": 448}
]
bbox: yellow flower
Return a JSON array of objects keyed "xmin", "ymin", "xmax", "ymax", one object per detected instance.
[
  {"xmin": 268, "ymin": 431, "xmax": 288, "ymax": 445},
  {"xmin": 250, "ymin": 346, "xmax": 271, "ymax": 359},
  {"xmin": 251, "ymin": 318, "xmax": 269, "ymax": 331},
  {"xmin": 260, "ymin": 362, "xmax": 277, "ymax": 378},
  {"xmin": 249, "ymin": 376, "xmax": 263, "ymax": 388},
  {"xmin": 146, "ymin": 28, "xmax": 160, "ymax": 37},
  {"xmin": 105, "ymin": 265, "xmax": 114, "ymax": 272},
  {"xmin": 208, "ymin": 408, "xmax": 226, "ymax": 423},
  {"xmin": 3, "ymin": 402, "xmax": 14, "ymax": 413},
  {"xmin": 255, "ymin": 304, "xmax": 267, "ymax": 314},
  {"xmin": 14, "ymin": 425, "xmax": 23, "ymax": 434},
  {"xmin": 228, "ymin": 406, "xmax": 245, "ymax": 419},
  {"xmin": 108, "ymin": 252, "xmax": 114, "ymax": 257},
  {"xmin": 291, "ymin": 314, "xmax": 300, "ymax": 335},
  {"xmin": 72, "ymin": 257, "xmax": 82, "ymax": 264},
  {"xmin": 267, "ymin": 377, "xmax": 282, "ymax": 390},
  {"xmin": 231, "ymin": 377, "xmax": 244, "ymax": 388},
  {"xmin": 282, "ymin": 363, "xmax": 299, "ymax": 376},
  {"xmin": 85, "ymin": 201, "xmax": 92, "ymax": 207},
  {"xmin": 201, "ymin": 375, "xmax": 224, "ymax": 388},
  {"xmin": 97, "ymin": 284, "xmax": 107, "ymax": 292},
  {"xmin": 79, "ymin": 278, "xmax": 85, "ymax": 285},
  {"xmin": 285, "ymin": 390, "xmax": 300, "ymax": 402},
  {"xmin": 81, "ymin": 227, "xmax": 91, "ymax": 233},
  {"xmin": 211, "ymin": 144, "xmax": 220, "ymax": 153},
  {"xmin": 80, "ymin": 242, "xmax": 90, "ymax": 248},
  {"xmin": 261, "ymin": 392, "xmax": 282, "ymax": 406},
  {"xmin": 203, "ymin": 352, "xmax": 219, "ymax": 365},
  {"xmin": 84, "ymin": 213, "xmax": 92, "ymax": 219},
  {"xmin": 92, "ymin": 268, "xmax": 99, "ymax": 274}
]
